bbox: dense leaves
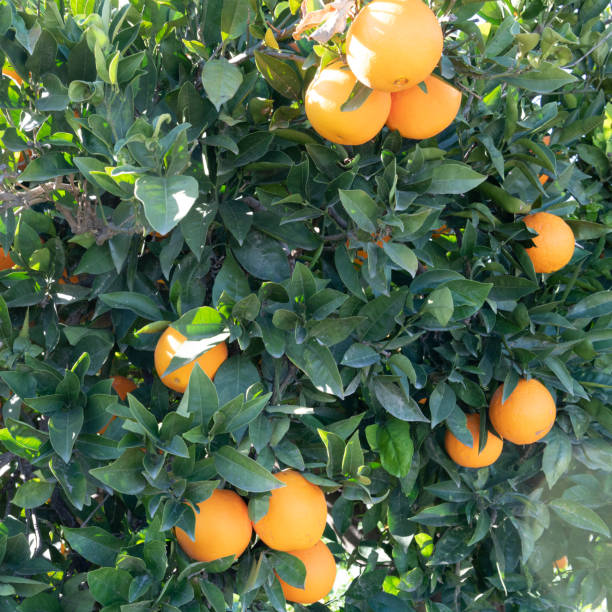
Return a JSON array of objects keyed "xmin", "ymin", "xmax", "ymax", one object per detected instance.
[{"xmin": 0, "ymin": 0, "xmax": 611, "ymax": 610}]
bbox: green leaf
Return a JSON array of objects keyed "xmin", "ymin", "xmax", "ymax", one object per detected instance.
[
  {"xmin": 408, "ymin": 503, "xmax": 460, "ymax": 526},
  {"xmin": 430, "ymin": 383, "xmax": 457, "ymax": 428},
  {"xmin": 340, "ymin": 80, "xmax": 373, "ymax": 112},
  {"xmin": 99, "ymin": 292, "xmax": 163, "ymax": 320},
  {"xmin": 221, "ymin": 0, "xmax": 250, "ymax": 40},
  {"xmin": 214, "ymin": 446, "xmax": 285, "ymax": 492},
  {"xmin": 201, "ymin": 579, "xmax": 227, "ymax": 612},
  {"xmin": 89, "ymin": 448, "xmax": 147, "ymax": 495},
  {"xmin": 202, "ymin": 58, "xmax": 244, "ymax": 111},
  {"xmin": 177, "ymin": 364, "xmax": 219, "ymax": 428},
  {"xmin": 49, "ymin": 406, "xmax": 84, "ymax": 463},
  {"xmin": 270, "ymin": 552, "xmax": 306, "ymax": 589},
  {"xmin": 382, "ymin": 242, "xmax": 418, "ymax": 276},
  {"xmin": 422, "ymin": 286, "xmax": 454, "ymax": 326},
  {"xmin": 542, "ymin": 429, "xmax": 572, "ymax": 488},
  {"xmin": 17, "ymin": 152, "xmax": 74, "ymax": 183},
  {"xmin": 308, "ymin": 316, "xmax": 364, "ymax": 346},
  {"xmin": 319, "ymin": 429, "xmax": 346, "ymax": 478},
  {"xmin": 254, "ymin": 50, "xmax": 302, "ymax": 99},
  {"xmin": 342, "ymin": 431, "xmax": 364, "ymax": 476},
  {"xmin": 12, "ymin": 479, "xmax": 55, "ymax": 509},
  {"xmin": 504, "ymin": 61, "xmax": 578, "ymax": 93},
  {"xmin": 376, "ymin": 418, "xmax": 414, "ymax": 478},
  {"xmin": 549, "ymin": 499, "xmax": 610, "ymax": 537},
  {"xmin": 373, "ymin": 378, "xmax": 428, "ymax": 422},
  {"xmin": 134, "ymin": 175, "xmax": 199, "ymax": 236},
  {"xmin": 567, "ymin": 291, "xmax": 612, "ymax": 321},
  {"xmin": 428, "ymin": 162, "xmax": 486, "ymax": 195},
  {"xmin": 87, "ymin": 567, "xmax": 131, "ymax": 605},
  {"xmin": 232, "ymin": 231, "xmax": 291, "ymax": 283},
  {"xmin": 285, "ymin": 339, "xmax": 344, "ymax": 398},
  {"xmin": 214, "ymin": 355, "xmax": 261, "ymax": 406},
  {"xmin": 64, "ymin": 527, "xmax": 122, "ymax": 567},
  {"xmin": 338, "ymin": 189, "xmax": 378, "ymax": 233}
]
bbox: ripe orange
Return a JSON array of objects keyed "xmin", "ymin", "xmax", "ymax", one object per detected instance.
[
  {"xmin": 111, "ymin": 375, "xmax": 137, "ymax": 401},
  {"xmin": 346, "ymin": 0, "xmax": 443, "ymax": 92},
  {"xmin": 523, "ymin": 212, "xmax": 575, "ymax": 273},
  {"xmin": 432, "ymin": 224, "xmax": 452, "ymax": 238},
  {"xmin": 305, "ymin": 62, "xmax": 391, "ymax": 145},
  {"xmin": 277, "ymin": 541, "xmax": 336, "ymax": 604},
  {"xmin": 444, "ymin": 413, "xmax": 503, "ymax": 468},
  {"xmin": 175, "ymin": 489, "xmax": 252, "ymax": 562},
  {"xmin": 553, "ymin": 555, "xmax": 568, "ymax": 570},
  {"xmin": 252, "ymin": 470, "xmax": 327, "ymax": 551},
  {"xmin": 489, "ymin": 378, "xmax": 556, "ymax": 445},
  {"xmin": 2, "ymin": 67, "xmax": 23, "ymax": 86},
  {"xmin": 0, "ymin": 248, "xmax": 14, "ymax": 271},
  {"xmin": 154, "ymin": 326, "xmax": 228, "ymax": 393},
  {"xmin": 58, "ymin": 269, "xmax": 80, "ymax": 285},
  {"xmin": 98, "ymin": 376, "xmax": 138, "ymax": 435},
  {"xmin": 386, "ymin": 75, "xmax": 461, "ymax": 140}
]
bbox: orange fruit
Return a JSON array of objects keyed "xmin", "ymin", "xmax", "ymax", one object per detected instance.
[
  {"xmin": 58, "ymin": 269, "xmax": 80, "ymax": 285},
  {"xmin": 98, "ymin": 376, "xmax": 138, "ymax": 435},
  {"xmin": 538, "ymin": 174, "xmax": 549, "ymax": 185},
  {"xmin": 444, "ymin": 413, "xmax": 503, "ymax": 468},
  {"xmin": 346, "ymin": 0, "xmax": 443, "ymax": 92},
  {"xmin": 305, "ymin": 62, "xmax": 391, "ymax": 145},
  {"xmin": 489, "ymin": 378, "xmax": 556, "ymax": 445},
  {"xmin": 0, "ymin": 247, "xmax": 14, "ymax": 271},
  {"xmin": 175, "ymin": 489, "xmax": 252, "ymax": 562},
  {"xmin": 111, "ymin": 375, "xmax": 137, "ymax": 401},
  {"xmin": 277, "ymin": 541, "xmax": 336, "ymax": 604},
  {"xmin": 432, "ymin": 224, "xmax": 451, "ymax": 238},
  {"xmin": 523, "ymin": 212, "xmax": 575, "ymax": 273},
  {"xmin": 386, "ymin": 75, "xmax": 461, "ymax": 139},
  {"xmin": 2, "ymin": 67, "xmax": 23, "ymax": 86},
  {"xmin": 542, "ymin": 135, "xmax": 551, "ymax": 146},
  {"xmin": 252, "ymin": 470, "xmax": 327, "ymax": 551},
  {"xmin": 553, "ymin": 555, "xmax": 568, "ymax": 570},
  {"xmin": 154, "ymin": 326, "xmax": 228, "ymax": 393}
]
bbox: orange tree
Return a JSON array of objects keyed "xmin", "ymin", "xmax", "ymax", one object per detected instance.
[{"xmin": 0, "ymin": 0, "xmax": 611, "ymax": 609}]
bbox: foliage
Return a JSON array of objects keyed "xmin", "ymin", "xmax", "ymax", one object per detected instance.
[{"xmin": 0, "ymin": 0, "xmax": 611, "ymax": 610}]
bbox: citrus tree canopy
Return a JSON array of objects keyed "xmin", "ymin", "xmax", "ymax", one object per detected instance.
[{"xmin": 0, "ymin": 0, "xmax": 611, "ymax": 610}]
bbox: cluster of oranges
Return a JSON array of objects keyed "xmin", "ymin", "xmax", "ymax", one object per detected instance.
[
  {"xmin": 445, "ymin": 378, "xmax": 557, "ymax": 468},
  {"xmin": 175, "ymin": 470, "xmax": 336, "ymax": 604},
  {"xmin": 305, "ymin": 0, "xmax": 461, "ymax": 145}
]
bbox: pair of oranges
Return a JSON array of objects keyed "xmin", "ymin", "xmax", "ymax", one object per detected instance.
[
  {"xmin": 444, "ymin": 378, "xmax": 557, "ymax": 468},
  {"xmin": 175, "ymin": 470, "xmax": 336, "ymax": 604},
  {"xmin": 305, "ymin": 0, "xmax": 461, "ymax": 145}
]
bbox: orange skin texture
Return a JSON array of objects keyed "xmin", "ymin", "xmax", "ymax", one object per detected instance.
[
  {"xmin": 305, "ymin": 62, "xmax": 391, "ymax": 145},
  {"xmin": 175, "ymin": 489, "xmax": 252, "ymax": 562},
  {"xmin": 253, "ymin": 470, "xmax": 327, "ymax": 551},
  {"xmin": 444, "ymin": 413, "xmax": 503, "ymax": 468},
  {"xmin": 386, "ymin": 75, "xmax": 462, "ymax": 140},
  {"xmin": 489, "ymin": 378, "xmax": 556, "ymax": 445},
  {"xmin": 0, "ymin": 248, "xmax": 14, "ymax": 271},
  {"xmin": 346, "ymin": 0, "xmax": 443, "ymax": 92},
  {"xmin": 277, "ymin": 541, "xmax": 337, "ymax": 604},
  {"xmin": 523, "ymin": 212, "xmax": 575, "ymax": 273},
  {"xmin": 98, "ymin": 376, "xmax": 138, "ymax": 434},
  {"xmin": 553, "ymin": 555, "xmax": 568, "ymax": 570},
  {"xmin": 154, "ymin": 326, "xmax": 228, "ymax": 393}
]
